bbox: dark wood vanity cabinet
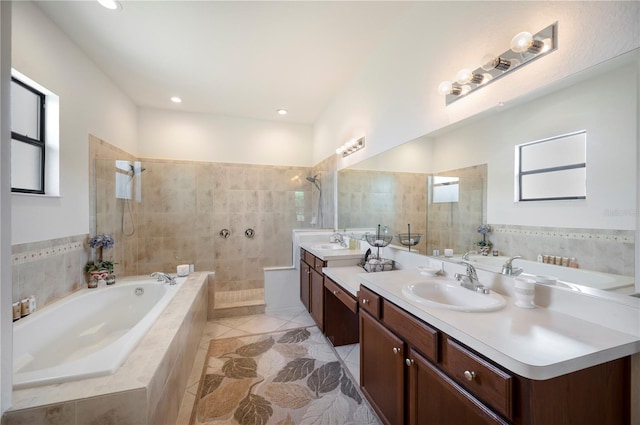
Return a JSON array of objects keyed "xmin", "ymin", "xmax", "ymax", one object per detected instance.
[
  {"xmin": 300, "ymin": 249, "xmax": 326, "ymax": 330},
  {"xmin": 358, "ymin": 285, "xmax": 630, "ymax": 425},
  {"xmin": 299, "ymin": 258, "xmax": 310, "ymax": 311},
  {"xmin": 324, "ymin": 277, "xmax": 359, "ymax": 346}
]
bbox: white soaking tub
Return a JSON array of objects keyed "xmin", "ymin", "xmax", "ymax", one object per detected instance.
[{"xmin": 13, "ymin": 276, "xmax": 185, "ymax": 389}]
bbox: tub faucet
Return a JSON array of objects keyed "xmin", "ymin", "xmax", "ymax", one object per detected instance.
[
  {"xmin": 462, "ymin": 250, "xmax": 476, "ymax": 261},
  {"xmin": 151, "ymin": 272, "xmax": 177, "ymax": 285},
  {"xmin": 501, "ymin": 256, "xmax": 523, "ymax": 276},
  {"xmin": 454, "ymin": 262, "xmax": 489, "ymax": 294}
]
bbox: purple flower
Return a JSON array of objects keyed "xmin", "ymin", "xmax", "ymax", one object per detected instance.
[
  {"xmin": 477, "ymin": 224, "xmax": 491, "ymax": 235},
  {"xmin": 89, "ymin": 234, "xmax": 115, "ymax": 250}
]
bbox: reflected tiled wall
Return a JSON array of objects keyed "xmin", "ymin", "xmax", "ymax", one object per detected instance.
[
  {"xmin": 427, "ymin": 164, "xmax": 487, "ymax": 255},
  {"xmin": 311, "ymin": 155, "xmax": 337, "ymax": 229},
  {"xmin": 338, "ymin": 169, "xmax": 427, "ymax": 253},
  {"xmin": 490, "ymin": 225, "xmax": 635, "ymax": 276}
]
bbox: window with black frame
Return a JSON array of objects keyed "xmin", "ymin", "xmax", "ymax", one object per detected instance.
[
  {"xmin": 11, "ymin": 77, "xmax": 46, "ymax": 194},
  {"xmin": 516, "ymin": 130, "xmax": 587, "ymax": 202}
]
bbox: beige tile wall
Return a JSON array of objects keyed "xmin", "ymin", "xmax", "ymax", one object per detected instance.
[
  {"xmin": 134, "ymin": 159, "xmax": 314, "ymax": 291},
  {"xmin": 90, "ymin": 136, "xmax": 337, "ymax": 294},
  {"xmin": 11, "ymin": 235, "xmax": 88, "ymax": 309},
  {"xmin": 338, "ymin": 169, "xmax": 428, "ymax": 253}
]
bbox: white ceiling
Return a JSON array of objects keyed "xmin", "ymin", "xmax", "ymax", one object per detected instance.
[{"xmin": 34, "ymin": 1, "xmax": 415, "ymax": 125}]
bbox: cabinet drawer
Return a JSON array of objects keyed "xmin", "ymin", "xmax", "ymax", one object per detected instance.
[
  {"xmin": 358, "ymin": 285, "xmax": 381, "ymax": 318},
  {"xmin": 382, "ymin": 301, "xmax": 438, "ymax": 363},
  {"xmin": 303, "ymin": 249, "xmax": 315, "ymax": 266},
  {"xmin": 314, "ymin": 257, "xmax": 326, "ymax": 272},
  {"xmin": 325, "ymin": 278, "xmax": 358, "ymax": 314},
  {"xmin": 441, "ymin": 336, "xmax": 513, "ymax": 421}
]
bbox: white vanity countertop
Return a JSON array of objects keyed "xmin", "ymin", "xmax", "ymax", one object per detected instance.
[
  {"xmin": 323, "ymin": 266, "xmax": 366, "ymax": 297},
  {"xmin": 356, "ymin": 268, "xmax": 640, "ymax": 380},
  {"xmin": 299, "ymin": 242, "xmax": 363, "ymax": 262}
]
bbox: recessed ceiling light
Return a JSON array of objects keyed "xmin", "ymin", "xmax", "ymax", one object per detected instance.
[
  {"xmin": 97, "ymin": 0, "xmax": 121, "ymax": 10},
  {"xmin": 171, "ymin": 96, "xmax": 182, "ymax": 104},
  {"xmin": 277, "ymin": 109, "xmax": 288, "ymax": 115}
]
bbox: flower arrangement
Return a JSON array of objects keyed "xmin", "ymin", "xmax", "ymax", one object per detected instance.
[
  {"xmin": 85, "ymin": 234, "xmax": 116, "ymax": 273},
  {"xmin": 476, "ymin": 224, "xmax": 492, "ymax": 254}
]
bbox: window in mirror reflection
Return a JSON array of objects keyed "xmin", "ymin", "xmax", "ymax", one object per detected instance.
[
  {"xmin": 432, "ymin": 176, "xmax": 460, "ymax": 203},
  {"xmin": 516, "ymin": 130, "xmax": 586, "ymax": 201}
]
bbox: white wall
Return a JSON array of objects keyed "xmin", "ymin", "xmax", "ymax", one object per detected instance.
[
  {"xmin": 11, "ymin": 1, "xmax": 138, "ymax": 244},
  {"xmin": 430, "ymin": 61, "xmax": 637, "ymax": 231},
  {"xmin": 316, "ymin": 1, "xmax": 640, "ymax": 168},
  {"xmin": 138, "ymin": 108, "xmax": 313, "ymax": 166}
]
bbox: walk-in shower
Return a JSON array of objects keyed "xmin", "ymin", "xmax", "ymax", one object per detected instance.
[{"xmin": 307, "ymin": 174, "xmax": 323, "ymax": 227}]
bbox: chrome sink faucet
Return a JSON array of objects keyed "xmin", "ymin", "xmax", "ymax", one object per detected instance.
[
  {"xmin": 454, "ymin": 262, "xmax": 490, "ymax": 294},
  {"xmin": 151, "ymin": 272, "xmax": 177, "ymax": 285},
  {"xmin": 501, "ymin": 256, "xmax": 523, "ymax": 276},
  {"xmin": 331, "ymin": 232, "xmax": 347, "ymax": 247}
]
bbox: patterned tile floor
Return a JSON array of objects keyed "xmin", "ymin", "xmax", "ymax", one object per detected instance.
[{"xmin": 175, "ymin": 308, "xmax": 361, "ymax": 424}]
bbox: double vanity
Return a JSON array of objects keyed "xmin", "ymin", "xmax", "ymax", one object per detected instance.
[{"xmin": 298, "ymin": 237, "xmax": 639, "ymax": 425}]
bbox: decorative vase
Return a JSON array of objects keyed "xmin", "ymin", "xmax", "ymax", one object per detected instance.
[
  {"xmin": 106, "ymin": 273, "xmax": 116, "ymax": 285},
  {"xmin": 479, "ymin": 245, "xmax": 492, "ymax": 256},
  {"xmin": 89, "ymin": 270, "xmax": 109, "ymax": 287}
]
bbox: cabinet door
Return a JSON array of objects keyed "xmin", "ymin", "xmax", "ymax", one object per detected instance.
[
  {"xmin": 299, "ymin": 259, "xmax": 310, "ymax": 311},
  {"xmin": 360, "ymin": 311, "xmax": 405, "ymax": 425},
  {"xmin": 309, "ymin": 267, "xmax": 324, "ymax": 330},
  {"xmin": 407, "ymin": 348, "xmax": 508, "ymax": 425}
]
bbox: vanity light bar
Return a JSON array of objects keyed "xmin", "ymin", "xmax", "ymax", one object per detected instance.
[
  {"xmin": 438, "ymin": 22, "xmax": 558, "ymax": 106},
  {"xmin": 336, "ymin": 136, "xmax": 365, "ymax": 157}
]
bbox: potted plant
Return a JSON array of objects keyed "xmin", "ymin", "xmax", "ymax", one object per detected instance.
[
  {"xmin": 476, "ymin": 224, "xmax": 492, "ymax": 256},
  {"xmin": 85, "ymin": 234, "xmax": 116, "ymax": 287}
]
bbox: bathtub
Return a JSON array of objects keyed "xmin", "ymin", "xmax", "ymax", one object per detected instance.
[{"xmin": 13, "ymin": 276, "xmax": 186, "ymax": 389}]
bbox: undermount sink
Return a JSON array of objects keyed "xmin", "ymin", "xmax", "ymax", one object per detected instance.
[
  {"xmin": 402, "ymin": 279, "xmax": 506, "ymax": 312},
  {"xmin": 311, "ymin": 243, "xmax": 348, "ymax": 250}
]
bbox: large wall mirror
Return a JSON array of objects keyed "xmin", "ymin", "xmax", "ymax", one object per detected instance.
[{"xmin": 337, "ymin": 48, "xmax": 639, "ymax": 297}]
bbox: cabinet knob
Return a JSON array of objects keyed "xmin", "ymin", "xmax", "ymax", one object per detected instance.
[
  {"xmin": 362, "ymin": 298, "xmax": 369, "ymax": 305},
  {"xmin": 333, "ymin": 290, "xmax": 338, "ymax": 295},
  {"xmin": 405, "ymin": 358, "xmax": 414, "ymax": 367},
  {"xmin": 392, "ymin": 347, "xmax": 400, "ymax": 354},
  {"xmin": 463, "ymin": 370, "xmax": 476, "ymax": 381}
]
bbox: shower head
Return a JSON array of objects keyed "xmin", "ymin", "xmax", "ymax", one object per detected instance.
[
  {"xmin": 306, "ymin": 175, "xmax": 321, "ymax": 191},
  {"xmin": 129, "ymin": 164, "xmax": 146, "ymax": 176}
]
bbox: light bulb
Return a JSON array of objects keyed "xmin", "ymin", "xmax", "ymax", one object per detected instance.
[
  {"xmin": 336, "ymin": 146, "xmax": 344, "ymax": 155},
  {"xmin": 438, "ymin": 81, "xmax": 453, "ymax": 96},
  {"xmin": 481, "ymin": 54, "xmax": 511, "ymax": 71},
  {"xmin": 511, "ymin": 32, "xmax": 533, "ymax": 53},
  {"xmin": 456, "ymin": 69, "xmax": 473, "ymax": 84},
  {"xmin": 511, "ymin": 31, "xmax": 544, "ymax": 53}
]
